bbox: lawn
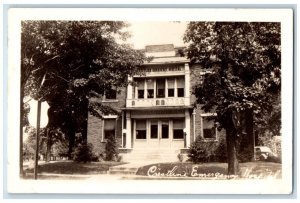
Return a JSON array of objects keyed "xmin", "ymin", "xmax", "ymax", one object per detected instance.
[
  {"xmin": 23, "ymin": 161, "xmax": 126, "ymax": 175},
  {"xmin": 136, "ymin": 161, "xmax": 282, "ymax": 179}
]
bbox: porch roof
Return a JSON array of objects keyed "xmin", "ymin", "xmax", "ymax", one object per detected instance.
[{"xmin": 120, "ymin": 105, "xmax": 194, "ymax": 110}]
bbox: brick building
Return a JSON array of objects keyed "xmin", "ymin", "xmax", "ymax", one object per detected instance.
[{"xmin": 87, "ymin": 44, "xmax": 225, "ymax": 162}]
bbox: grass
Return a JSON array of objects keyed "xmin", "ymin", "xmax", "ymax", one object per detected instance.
[
  {"xmin": 23, "ymin": 160, "xmax": 126, "ymax": 175},
  {"xmin": 22, "ymin": 160, "xmax": 282, "ymax": 180},
  {"xmin": 136, "ymin": 161, "xmax": 282, "ymax": 179}
]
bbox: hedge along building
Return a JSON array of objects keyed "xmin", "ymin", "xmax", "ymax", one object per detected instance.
[{"xmin": 87, "ymin": 44, "xmax": 225, "ymax": 162}]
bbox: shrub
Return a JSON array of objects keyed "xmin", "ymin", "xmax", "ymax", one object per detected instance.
[
  {"xmin": 105, "ymin": 135, "xmax": 119, "ymax": 161},
  {"xmin": 214, "ymin": 137, "xmax": 227, "ymax": 162},
  {"xmin": 177, "ymin": 153, "xmax": 184, "ymax": 162},
  {"xmin": 73, "ymin": 143, "xmax": 97, "ymax": 163},
  {"xmin": 187, "ymin": 137, "xmax": 212, "ymax": 163},
  {"xmin": 188, "ymin": 136, "xmax": 227, "ymax": 163},
  {"xmin": 238, "ymin": 146, "xmax": 254, "ymax": 163}
]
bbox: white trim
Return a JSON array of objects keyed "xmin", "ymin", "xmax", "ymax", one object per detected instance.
[
  {"xmin": 101, "ymin": 119, "xmax": 105, "ymax": 142},
  {"xmin": 200, "ymin": 114, "xmax": 218, "ymax": 141},
  {"xmin": 102, "ymin": 115, "xmax": 118, "ymax": 119},
  {"xmin": 101, "ymin": 100, "xmax": 119, "ymax": 103},
  {"xmin": 193, "ymin": 109, "xmax": 196, "ymax": 142},
  {"xmin": 200, "ymin": 113, "xmax": 217, "ymax": 117}
]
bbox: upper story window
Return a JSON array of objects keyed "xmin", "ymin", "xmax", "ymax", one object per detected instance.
[
  {"xmin": 134, "ymin": 77, "xmax": 185, "ymax": 99},
  {"xmin": 156, "ymin": 78, "xmax": 165, "ymax": 98},
  {"xmin": 167, "ymin": 78, "xmax": 175, "ymax": 97},
  {"xmin": 137, "ymin": 79, "xmax": 145, "ymax": 99},
  {"xmin": 105, "ymin": 88, "xmax": 117, "ymax": 100},
  {"xmin": 177, "ymin": 77, "xmax": 184, "ymax": 97},
  {"xmin": 146, "ymin": 79, "xmax": 154, "ymax": 98}
]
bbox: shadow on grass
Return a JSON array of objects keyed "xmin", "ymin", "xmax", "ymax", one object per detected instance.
[{"xmin": 24, "ymin": 161, "xmax": 126, "ymax": 175}]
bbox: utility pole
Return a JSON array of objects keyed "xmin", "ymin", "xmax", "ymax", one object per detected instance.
[{"xmin": 34, "ymin": 100, "xmax": 41, "ymax": 180}]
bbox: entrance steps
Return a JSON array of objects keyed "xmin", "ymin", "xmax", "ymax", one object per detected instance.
[
  {"xmin": 108, "ymin": 165, "xmax": 138, "ymax": 175},
  {"xmin": 120, "ymin": 148, "xmax": 180, "ymax": 163}
]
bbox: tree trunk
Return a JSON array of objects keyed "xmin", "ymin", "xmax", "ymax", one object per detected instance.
[
  {"xmin": 20, "ymin": 89, "xmax": 24, "ymax": 177},
  {"xmin": 245, "ymin": 109, "xmax": 254, "ymax": 161},
  {"xmin": 226, "ymin": 125, "xmax": 240, "ymax": 175},
  {"xmin": 68, "ymin": 128, "xmax": 75, "ymax": 160},
  {"xmin": 45, "ymin": 128, "xmax": 51, "ymax": 162},
  {"xmin": 80, "ymin": 98, "xmax": 89, "ymax": 144}
]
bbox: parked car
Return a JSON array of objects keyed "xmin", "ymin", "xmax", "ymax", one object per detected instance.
[{"xmin": 254, "ymin": 146, "xmax": 281, "ymax": 163}]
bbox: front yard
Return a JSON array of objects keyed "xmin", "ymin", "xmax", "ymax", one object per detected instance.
[
  {"xmin": 22, "ymin": 160, "xmax": 281, "ymax": 180},
  {"xmin": 23, "ymin": 160, "xmax": 126, "ymax": 179},
  {"xmin": 136, "ymin": 161, "xmax": 282, "ymax": 179}
]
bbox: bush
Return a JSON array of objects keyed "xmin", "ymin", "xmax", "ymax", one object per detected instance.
[
  {"xmin": 214, "ymin": 137, "xmax": 227, "ymax": 162},
  {"xmin": 105, "ymin": 135, "xmax": 119, "ymax": 161},
  {"xmin": 238, "ymin": 146, "xmax": 254, "ymax": 163},
  {"xmin": 177, "ymin": 153, "xmax": 184, "ymax": 162},
  {"xmin": 73, "ymin": 143, "xmax": 98, "ymax": 163},
  {"xmin": 188, "ymin": 136, "xmax": 227, "ymax": 163}
]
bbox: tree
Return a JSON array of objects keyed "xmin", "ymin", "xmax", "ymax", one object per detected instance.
[
  {"xmin": 21, "ymin": 21, "xmax": 146, "ymax": 169},
  {"xmin": 184, "ymin": 22, "xmax": 281, "ymax": 175}
]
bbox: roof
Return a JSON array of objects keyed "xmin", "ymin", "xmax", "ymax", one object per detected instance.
[
  {"xmin": 144, "ymin": 56, "xmax": 190, "ymax": 65},
  {"xmin": 121, "ymin": 106, "xmax": 194, "ymax": 110},
  {"xmin": 145, "ymin": 44, "xmax": 174, "ymax": 53}
]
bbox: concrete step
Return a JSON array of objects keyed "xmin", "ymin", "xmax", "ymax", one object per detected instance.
[
  {"xmin": 108, "ymin": 166, "xmax": 139, "ymax": 175},
  {"xmin": 120, "ymin": 148, "xmax": 180, "ymax": 162}
]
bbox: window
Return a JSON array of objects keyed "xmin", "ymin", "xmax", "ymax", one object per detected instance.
[
  {"xmin": 103, "ymin": 119, "xmax": 116, "ymax": 140},
  {"xmin": 150, "ymin": 120, "xmax": 158, "ymax": 139},
  {"xmin": 136, "ymin": 119, "xmax": 146, "ymax": 139},
  {"xmin": 105, "ymin": 88, "xmax": 117, "ymax": 100},
  {"xmin": 156, "ymin": 78, "xmax": 165, "ymax": 98},
  {"xmin": 137, "ymin": 79, "xmax": 144, "ymax": 99},
  {"xmin": 147, "ymin": 79, "xmax": 154, "ymax": 98},
  {"xmin": 202, "ymin": 116, "xmax": 217, "ymax": 140},
  {"xmin": 177, "ymin": 77, "xmax": 185, "ymax": 97},
  {"xmin": 167, "ymin": 78, "xmax": 175, "ymax": 97},
  {"xmin": 173, "ymin": 119, "xmax": 184, "ymax": 139},
  {"xmin": 161, "ymin": 120, "xmax": 169, "ymax": 139}
]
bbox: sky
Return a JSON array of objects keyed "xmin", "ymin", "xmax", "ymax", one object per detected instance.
[{"xmin": 124, "ymin": 21, "xmax": 188, "ymax": 49}]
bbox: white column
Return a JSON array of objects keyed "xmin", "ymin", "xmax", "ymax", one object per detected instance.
[
  {"xmin": 127, "ymin": 76, "xmax": 133, "ymax": 100},
  {"xmin": 185, "ymin": 109, "xmax": 191, "ymax": 148},
  {"xmin": 144, "ymin": 79, "xmax": 147, "ymax": 99},
  {"xmin": 174, "ymin": 77, "xmax": 178, "ymax": 97},
  {"xmin": 184, "ymin": 63, "xmax": 190, "ymax": 98},
  {"xmin": 121, "ymin": 111, "xmax": 124, "ymax": 147},
  {"xmin": 126, "ymin": 112, "xmax": 132, "ymax": 148},
  {"xmin": 154, "ymin": 78, "xmax": 157, "ymax": 98},
  {"xmin": 165, "ymin": 78, "xmax": 168, "ymax": 98},
  {"xmin": 192, "ymin": 109, "xmax": 196, "ymax": 142}
]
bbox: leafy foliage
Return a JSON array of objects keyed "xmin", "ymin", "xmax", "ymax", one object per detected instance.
[
  {"xmin": 185, "ymin": 22, "xmax": 280, "ymax": 129},
  {"xmin": 187, "ymin": 136, "xmax": 227, "ymax": 163},
  {"xmin": 184, "ymin": 22, "xmax": 281, "ymax": 174},
  {"xmin": 105, "ymin": 135, "xmax": 119, "ymax": 161},
  {"xmin": 21, "ymin": 21, "xmax": 146, "ymax": 158},
  {"xmin": 72, "ymin": 143, "xmax": 98, "ymax": 163}
]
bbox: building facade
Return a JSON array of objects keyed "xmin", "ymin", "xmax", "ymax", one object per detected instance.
[{"xmin": 87, "ymin": 44, "xmax": 224, "ymax": 162}]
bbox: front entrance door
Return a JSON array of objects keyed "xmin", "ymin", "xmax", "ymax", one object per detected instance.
[
  {"xmin": 134, "ymin": 119, "xmax": 171, "ymax": 149},
  {"xmin": 148, "ymin": 119, "xmax": 171, "ymax": 149},
  {"xmin": 159, "ymin": 120, "xmax": 171, "ymax": 148}
]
